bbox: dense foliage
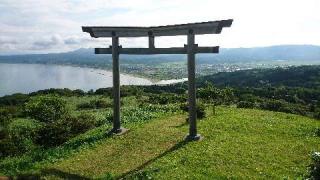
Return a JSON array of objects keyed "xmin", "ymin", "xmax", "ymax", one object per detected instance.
[
  {"xmin": 309, "ymin": 152, "xmax": 320, "ymax": 179},
  {"xmin": 24, "ymin": 96, "xmax": 68, "ymax": 123}
]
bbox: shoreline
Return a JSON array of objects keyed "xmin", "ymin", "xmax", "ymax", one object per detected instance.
[
  {"xmin": 0, "ymin": 63, "xmax": 188, "ymax": 97},
  {"xmin": 0, "ymin": 62, "xmax": 184, "ymax": 83}
]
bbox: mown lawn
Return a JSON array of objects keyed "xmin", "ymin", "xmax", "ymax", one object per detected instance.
[{"xmin": 38, "ymin": 106, "xmax": 320, "ymax": 179}]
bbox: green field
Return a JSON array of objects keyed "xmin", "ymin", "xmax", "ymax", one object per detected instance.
[{"xmin": 1, "ymin": 106, "xmax": 319, "ymax": 179}]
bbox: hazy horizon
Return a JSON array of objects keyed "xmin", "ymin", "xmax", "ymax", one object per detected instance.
[{"xmin": 0, "ymin": 44, "xmax": 319, "ymax": 56}]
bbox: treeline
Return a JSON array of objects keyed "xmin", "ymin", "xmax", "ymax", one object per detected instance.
[
  {"xmin": 198, "ymin": 65, "xmax": 320, "ymax": 88},
  {"xmin": 197, "ymin": 65, "xmax": 320, "ymax": 119}
]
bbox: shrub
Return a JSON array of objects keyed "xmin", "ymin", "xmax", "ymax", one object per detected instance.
[
  {"xmin": 95, "ymin": 88, "xmax": 112, "ymax": 96},
  {"xmin": 196, "ymin": 103, "xmax": 206, "ymax": 119},
  {"xmin": 68, "ymin": 113, "xmax": 98, "ymax": 135},
  {"xmin": 237, "ymin": 101, "xmax": 255, "ymax": 109},
  {"xmin": 2, "ymin": 119, "xmax": 42, "ymax": 156},
  {"xmin": 198, "ymin": 82, "xmax": 235, "ymax": 105},
  {"xmin": 315, "ymin": 128, "xmax": 320, "ymax": 137},
  {"xmin": 95, "ymin": 99, "xmax": 110, "ymax": 108},
  {"xmin": 29, "ymin": 88, "xmax": 81, "ymax": 96},
  {"xmin": 197, "ymin": 82, "xmax": 220, "ymax": 104},
  {"xmin": 106, "ymin": 104, "xmax": 180, "ymax": 124},
  {"xmin": 120, "ymin": 86, "xmax": 144, "ymax": 97},
  {"xmin": 72, "ymin": 89, "xmax": 86, "ymax": 96},
  {"xmin": 37, "ymin": 113, "xmax": 98, "ymax": 147},
  {"xmin": 0, "ymin": 93, "xmax": 29, "ymax": 106},
  {"xmin": 77, "ymin": 99, "xmax": 111, "ymax": 110},
  {"xmin": 0, "ymin": 108, "xmax": 13, "ymax": 126},
  {"xmin": 24, "ymin": 95, "xmax": 68, "ymax": 123},
  {"xmin": 36, "ymin": 119, "xmax": 72, "ymax": 147},
  {"xmin": 259, "ymin": 99, "xmax": 285, "ymax": 111},
  {"xmin": 309, "ymin": 152, "xmax": 320, "ymax": 179},
  {"xmin": 148, "ymin": 93, "xmax": 186, "ymax": 105},
  {"xmin": 0, "ymin": 108, "xmax": 15, "ymax": 139},
  {"xmin": 180, "ymin": 102, "xmax": 206, "ymax": 119},
  {"xmin": 77, "ymin": 102, "xmax": 95, "ymax": 109},
  {"xmin": 314, "ymin": 108, "xmax": 320, "ymax": 120}
]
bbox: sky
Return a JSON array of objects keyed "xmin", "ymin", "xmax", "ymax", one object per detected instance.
[{"xmin": 0, "ymin": 0, "xmax": 319, "ymax": 55}]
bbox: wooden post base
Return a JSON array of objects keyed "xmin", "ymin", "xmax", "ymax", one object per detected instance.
[
  {"xmin": 185, "ymin": 134, "xmax": 203, "ymax": 141},
  {"xmin": 111, "ymin": 127, "xmax": 129, "ymax": 135}
]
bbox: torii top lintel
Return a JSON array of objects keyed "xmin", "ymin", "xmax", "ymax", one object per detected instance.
[{"xmin": 82, "ymin": 19, "xmax": 233, "ymax": 38}]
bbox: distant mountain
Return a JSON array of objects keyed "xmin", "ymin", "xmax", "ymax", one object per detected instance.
[
  {"xmin": 0, "ymin": 45, "xmax": 319, "ymax": 66},
  {"xmin": 213, "ymin": 45, "xmax": 320, "ymax": 63}
]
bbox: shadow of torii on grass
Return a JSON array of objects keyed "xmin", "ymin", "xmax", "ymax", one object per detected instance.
[
  {"xmin": 118, "ymin": 139, "xmax": 189, "ymax": 179},
  {"xmin": 40, "ymin": 115, "xmax": 189, "ymax": 179}
]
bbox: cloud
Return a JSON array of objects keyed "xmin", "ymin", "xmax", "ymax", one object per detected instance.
[
  {"xmin": 0, "ymin": 36, "xmax": 19, "ymax": 45},
  {"xmin": 0, "ymin": 0, "xmax": 319, "ymax": 54},
  {"xmin": 32, "ymin": 35, "xmax": 63, "ymax": 50}
]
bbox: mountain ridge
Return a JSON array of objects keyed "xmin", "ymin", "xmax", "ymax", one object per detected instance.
[{"xmin": 0, "ymin": 45, "xmax": 319, "ymax": 65}]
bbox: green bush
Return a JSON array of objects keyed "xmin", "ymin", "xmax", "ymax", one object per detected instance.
[
  {"xmin": 77, "ymin": 102, "xmax": 95, "ymax": 109},
  {"xmin": 2, "ymin": 119, "xmax": 42, "ymax": 156},
  {"xmin": 148, "ymin": 93, "xmax": 186, "ymax": 105},
  {"xmin": 68, "ymin": 113, "xmax": 98, "ymax": 135},
  {"xmin": 77, "ymin": 99, "xmax": 111, "ymax": 110},
  {"xmin": 198, "ymin": 82, "xmax": 235, "ymax": 105},
  {"xmin": 314, "ymin": 108, "xmax": 320, "ymax": 120},
  {"xmin": 0, "ymin": 93, "xmax": 29, "ymax": 106},
  {"xmin": 0, "ymin": 108, "xmax": 13, "ymax": 127},
  {"xmin": 237, "ymin": 101, "xmax": 255, "ymax": 109},
  {"xmin": 259, "ymin": 99, "xmax": 285, "ymax": 112},
  {"xmin": 309, "ymin": 152, "xmax": 320, "ymax": 179},
  {"xmin": 315, "ymin": 128, "xmax": 320, "ymax": 137},
  {"xmin": 24, "ymin": 96, "xmax": 68, "ymax": 123},
  {"xmin": 198, "ymin": 82, "xmax": 220, "ymax": 104},
  {"xmin": 37, "ymin": 113, "xmax": 98, "ymax": 147},
  {"xmin": 29, "ymin": 88, "xmax": 85, "ymax": 96},
  {"xmin": 0, "ymin": 106, "xmax": 21, "ymax": 126},
  {"xmin": 36, "ymin": 119, "xmax": 72, "ymax": 147},
  {"xmin": 95, "ymin": 88, "xmax": 112, "ymax": 96},
  {"xmin": 106, "ymin": 104, "xmax": 180, "ymax": 124},
  {"xmin": 180, "ymin": 102, "xmax": 206, "ymax": 119}
]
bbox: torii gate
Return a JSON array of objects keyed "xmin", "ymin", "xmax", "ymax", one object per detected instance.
[{"xmin": 82, "ymin": 19, "xmax": 233, "ymax": 141}]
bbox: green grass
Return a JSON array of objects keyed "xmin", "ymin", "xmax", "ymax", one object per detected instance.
[
  {"xmin": 0, "ymin": 96, "xmax": 180, "ymax": 177},
  {"xmin": 1, "ymin": 106, "xmax": 319, "ymax": 179},
  {"xmin": 134, "ymin": 107, "xmax": 320, "ymax": 179}
]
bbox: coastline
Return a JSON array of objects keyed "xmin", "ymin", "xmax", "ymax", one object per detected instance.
[{"xmin": 0, "ymin": 62, "xmax": 155, "ymax": 81}]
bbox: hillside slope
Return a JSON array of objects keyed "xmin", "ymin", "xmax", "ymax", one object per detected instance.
[
  {"xmin": 3, "ymin": 107, "xmax": 317, "ymax": 179},
  {"xmin": 198, "ymin": 65, "xmax": 320, "ymax": 88}
]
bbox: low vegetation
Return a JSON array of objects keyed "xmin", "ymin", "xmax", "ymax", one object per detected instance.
[{"xmin": 0, "ymin": 65, "xmax": 319, "ymax": 178}]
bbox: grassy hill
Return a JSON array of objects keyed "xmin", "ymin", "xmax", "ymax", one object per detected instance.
[
  {"xmin": 1, "ymin": 65, "xmax": 320, "ymax": 179},
  {"xmin": 1, "ymin": 106, "xmax": 319, "ymax": 179},
  {"xmin": 198, "ymin": 65, "xmax": 320, "ymax": 88}
]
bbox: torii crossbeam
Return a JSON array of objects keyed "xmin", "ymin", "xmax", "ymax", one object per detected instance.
[{"xmin": 82, "ymin": 19, "xmax": 233, "ymax": 140}]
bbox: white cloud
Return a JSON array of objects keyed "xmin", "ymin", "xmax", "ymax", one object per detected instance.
[{"xmin": 0, "ymin": 0, "xmax": 319, "ymax": 54}]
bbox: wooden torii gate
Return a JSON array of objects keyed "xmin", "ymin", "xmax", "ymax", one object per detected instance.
[{"xmin": 82, "ymin": 19, "xmax": 233, "ymax": 141}]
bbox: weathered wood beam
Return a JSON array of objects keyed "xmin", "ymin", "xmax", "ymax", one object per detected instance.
[
  {"xmin": 111, "ymin": 35, "xmax": 121, "ymax": 133},
  {"xmin": 148, "ymin": 31, "xmax": 155, "ymax": 48},
  {"xmin": 82, "ymin": 19, "xmax": 233, "ymax": 38},
  {"xmin": 95, "ymin": 46, "xmax": 219, "ymax": 55},
  {"xmin": 186, "ymin": 30, "xmax": 201, "ymax": 141}
]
